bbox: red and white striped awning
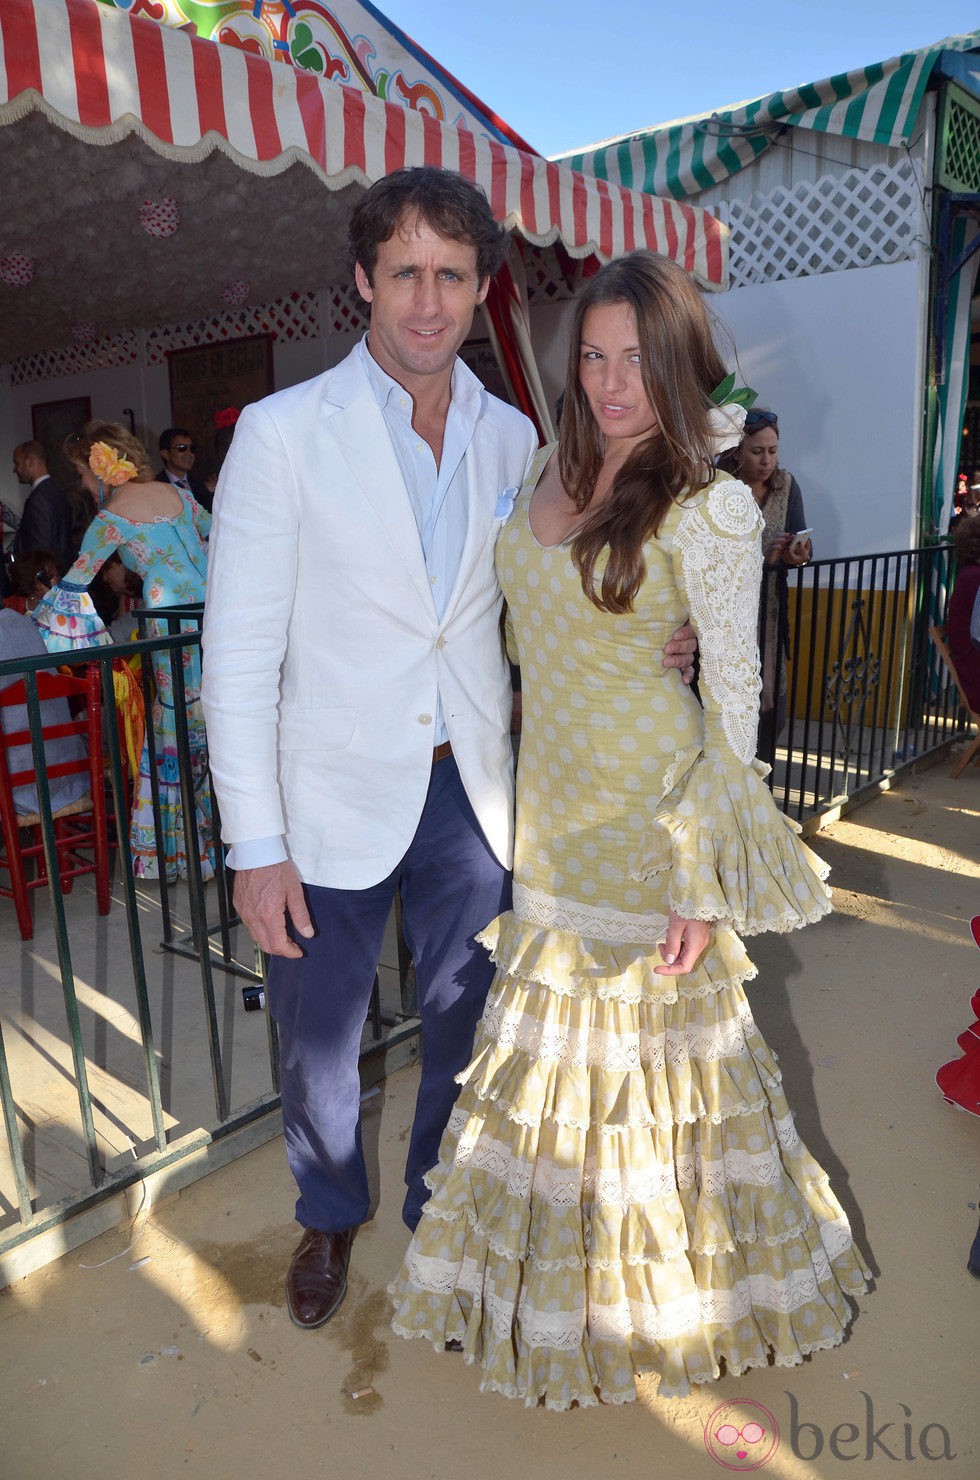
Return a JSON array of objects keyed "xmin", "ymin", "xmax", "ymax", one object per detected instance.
[{"xmin": 0, "ymin": 0, "xmax": 727, "ymax": 283}]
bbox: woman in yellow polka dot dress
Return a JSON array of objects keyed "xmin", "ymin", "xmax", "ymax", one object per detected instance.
[{"xmin": 390, "ymin": 251, "xmax": 869, "ymax": 1408}]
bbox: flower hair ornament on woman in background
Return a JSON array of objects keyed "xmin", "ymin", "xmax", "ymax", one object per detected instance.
[
  {"xmin": 88, "ymin": 440, "xmax": 137, "ymax": 498},
  {"xmin": 32, "ymin": 421, "xmax": 214, "ymax": 882},
  {"xmin": 390, "ymin": 249, "xmax": 869, "ymax": 1409}
]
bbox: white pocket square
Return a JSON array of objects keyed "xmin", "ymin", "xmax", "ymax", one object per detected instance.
[{"xmin": 494, "ymin": 487, "xmax": 519, "ymax": 520}]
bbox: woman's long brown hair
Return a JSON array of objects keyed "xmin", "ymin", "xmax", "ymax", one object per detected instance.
[{"xmin": 557, "ymin": 251, "xmax": 728, "ymax": 613}]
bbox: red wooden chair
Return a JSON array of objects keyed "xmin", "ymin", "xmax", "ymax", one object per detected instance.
[{"xmin": 0, "ymin": 664, "xmax": 111, "ymax": 941}]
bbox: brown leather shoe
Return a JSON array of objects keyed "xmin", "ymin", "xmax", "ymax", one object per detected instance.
[{"xmin": 285, "ymin": 1226, "xmax": 357, "ymax": 1329}]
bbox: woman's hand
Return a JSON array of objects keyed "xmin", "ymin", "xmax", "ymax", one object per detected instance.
[
  {"xmin": 784, "ymin": 536, "xmax": 811, "ymax": 567},
  {"xmin": 662, "ymin": 622, "xmax": 698, "ymax": 684},
  {"xmin": 765, "ymin": 532, "xmax": 792, "ymax": 566},
  {"xmin": 655, "ymin": 911, "xmax": 712, "ymax": 976}
]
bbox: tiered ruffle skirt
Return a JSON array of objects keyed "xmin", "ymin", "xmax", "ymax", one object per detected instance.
[{"xmin": 390, "ymin": 913, "xmax": 869, "ymax": 1409}]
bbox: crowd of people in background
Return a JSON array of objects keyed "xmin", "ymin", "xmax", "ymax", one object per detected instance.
[{"xmin": 0, "ymin": 414, "xmax": 230, "ymax": 881}]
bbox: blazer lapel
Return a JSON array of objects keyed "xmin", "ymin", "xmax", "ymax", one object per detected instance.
[{"xmin": 325, "ymin": 368, "xmax": 434, "ymax": 613}]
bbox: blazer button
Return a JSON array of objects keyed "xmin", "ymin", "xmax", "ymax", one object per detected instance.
[
  {"xmin": 436, "ymin": 636, "xmax": 446, "ymax": 649},
  {"xmin": 418, "ymin": 713, "xmax": 433, "ymax": 725}
]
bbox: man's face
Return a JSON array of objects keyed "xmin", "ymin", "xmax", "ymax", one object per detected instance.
[
  {"xmin": 13, "ymin": 450, "xmax": 33, "ymax": 484},
  {"xmin": 355, "ymin": 215, "xmax": 489, "ymax": 396},
  {"xmin": 162, "ymin": 434, "xmax": 195, "ymax": 476}
]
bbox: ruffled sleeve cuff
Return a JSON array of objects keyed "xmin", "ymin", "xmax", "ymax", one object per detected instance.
[
  {"xmin": 630, "ymin": 753, "xmax": 831, "ymax": 936},
  {"xmin": 33, "ymin": 581, "xmax": 112, "ymax": 654}
]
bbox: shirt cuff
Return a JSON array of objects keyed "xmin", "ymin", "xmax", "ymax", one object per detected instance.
[{"xmin": 225, "ymin": 835, "xmax": 288, "ymax": 871}]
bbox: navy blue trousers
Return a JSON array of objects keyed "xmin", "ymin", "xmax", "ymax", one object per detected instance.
[{"xmin": 267, "ymin": 757, "xmax": 511, "ymax": 1233}]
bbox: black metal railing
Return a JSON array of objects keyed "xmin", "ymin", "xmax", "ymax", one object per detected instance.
[
  {"xmin": 0, "ymin": 617, "xmax": 414, "ymax": 1269},
  {"xmin": 0, "ymin": 548, "xmax": 969, "ymax": 1265},
  {"xmin": 758, "ymin": 543, "xmax": 960, "ymax": 822}
]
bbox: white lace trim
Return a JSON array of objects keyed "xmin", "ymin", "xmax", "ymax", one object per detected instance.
[
  {"xmin": 667, "ymin": 887, "xmax": 833, "ymax": 938},
  {"xmin": 672, "ymin": 482, "xmax": 762, "ymax": 764},
  {"xmin": 478, "ymin": 932, "xmax": 759, "ymax": 1004},
  {"xmin": 391, "ymin": 1322, "xmax": 857, "ymax": 1410},
  {"xmin": 437, "ymin": 1118, "xmax": 854, "ymax": 1221},
  {"xmin": 411, "ymin": 1187, "xmax": 859, "ymax": 1267},
  {"xmin": 460, "ymin": 1087, "xmax": 784, "ymax": 1135},
  {"xmin": 512, "ymin": 882, "xmax": 669, "ymax": 943},
  {"xmin": 658, "ymin": 744, "xmax": 701, "ymax": 802},
  {"xmin": 479, "ymin": 994, "xmax": 756, "ymax": 1071},
  {"xmin": 402, "ymin": 1252, "xmax": 848, "ymax": 1344},
  {"xmin": 678, "ymin": 1139, "xmax": 788, "ymax": 1191},
  {"xmin": 449, "ymin": 1128, "xmax": 680, "ymax": 1205}
]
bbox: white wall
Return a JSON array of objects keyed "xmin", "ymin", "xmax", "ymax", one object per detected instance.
[
  {"xmin": 712, "ymin": 260, "xmax": 925, "ymax": 560},
  {"xmin": 530, "ymin": 261, "xmax": 925, "ymax": 561}
]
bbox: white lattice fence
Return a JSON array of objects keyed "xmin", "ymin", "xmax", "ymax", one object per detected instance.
[
  {"xmin": 525, "ymin": 243, "xmax": 582, "ymax": 306},
  {"xmin": 9, "ymin": 332, "xmax": 139, "ymax": 386},
  {"xmin": 143, "ymin": 291, "xmax": 330, "ymax": 363},
  {"xmin": 322, "ymin": 284, "xmax": 369, "ymax": 336},
  {"xmin": 722, "ymin": 159, "xmax": 923, "ymax": 287},
  {"xmin": 7, "ymin": 288, "xmax": 369, "ymax": 386}
]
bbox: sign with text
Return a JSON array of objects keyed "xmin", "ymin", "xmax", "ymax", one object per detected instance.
[{"xmin": 167, "ymin": 335, "xmax": 274, "ymax": 476}]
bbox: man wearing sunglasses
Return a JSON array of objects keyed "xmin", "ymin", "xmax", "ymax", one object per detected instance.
[{"xmin": 157, "ymin": 428, "xmax": 198, "ymax": 493}]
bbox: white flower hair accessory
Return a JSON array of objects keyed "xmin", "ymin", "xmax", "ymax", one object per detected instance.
[
  {"xmin": 707, "ymin": 402, "xmax": 748, "ymax": 457},
  {"xmin": 708, "ymin": 373, "xmax": 758, "ymax": 458}
]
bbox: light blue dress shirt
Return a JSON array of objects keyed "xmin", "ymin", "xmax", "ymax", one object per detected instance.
[{"xmin": 228, "ymin": 336, "xmax": 483, "ymax": 872}]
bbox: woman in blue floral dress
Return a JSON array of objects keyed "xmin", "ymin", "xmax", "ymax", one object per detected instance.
[{"xmin": 34, "ymin": 422, "xmax": 214, "ymax": 882}]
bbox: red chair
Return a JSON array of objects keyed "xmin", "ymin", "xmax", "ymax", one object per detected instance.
[{"xmin": 0, "ymin": 664, "xmax": 111, "ymax": 941}]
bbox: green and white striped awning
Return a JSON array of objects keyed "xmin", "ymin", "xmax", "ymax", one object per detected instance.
[{"xmin": 556, "ymin": 31, "xmax": 980, "ymax": 201}]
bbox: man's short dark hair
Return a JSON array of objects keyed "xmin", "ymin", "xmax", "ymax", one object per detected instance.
[
  {"xmin": 159, "ymin": 428, "xmax": 192, "ymax": 453},
  {"xmin": 348, "ymin": 167, "xmax": 507, "ymax": 289},
  {"xmin": 13, "ymin": 440, "xmax": 47, "ymax": 465}
]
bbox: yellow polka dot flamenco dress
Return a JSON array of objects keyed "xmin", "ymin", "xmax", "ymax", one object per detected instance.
[{"xmin": 390, "ymin": 454, "xmax": 870, "ymax": 1408}]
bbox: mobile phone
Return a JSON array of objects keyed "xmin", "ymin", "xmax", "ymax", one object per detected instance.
[{"xmin": 789, "ymin": 528, "xmax": 813, "ymax": 553}]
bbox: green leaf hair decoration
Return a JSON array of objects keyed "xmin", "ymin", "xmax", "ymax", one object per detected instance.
[{"xmin": 710, "ymin": 373, "xmax": 758, "ymax": 411}]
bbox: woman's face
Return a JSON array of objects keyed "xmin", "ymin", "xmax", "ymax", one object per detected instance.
[
  {"xmin": 738, "ymin": 427, "xmax": 779, "ymax": 486},
  {"xmin": 578, "ymin": 301, "xmax": 658, "ymax": 451}
]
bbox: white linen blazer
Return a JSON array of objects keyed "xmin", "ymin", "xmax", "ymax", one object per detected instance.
[{"xmin": 200, "ymin": 345, "xmax": 538, "ymax": 889}]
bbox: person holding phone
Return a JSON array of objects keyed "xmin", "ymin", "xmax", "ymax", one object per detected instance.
[{"xmin": 718, "ymin": 407, "xmax": 811, "ymax": 760}]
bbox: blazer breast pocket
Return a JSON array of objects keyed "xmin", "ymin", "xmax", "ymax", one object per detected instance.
[{"xmin": 278, "ymin": 706, "xmax": 356, "ymax": 752}]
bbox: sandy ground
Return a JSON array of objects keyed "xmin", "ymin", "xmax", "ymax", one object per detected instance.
[{"xmin": 0, "ymin": 761, "xmax": 978, "ymax": 1480}]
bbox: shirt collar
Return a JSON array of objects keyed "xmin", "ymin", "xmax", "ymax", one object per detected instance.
[{"xmin": 358, "ymin": 333, "xmax": 483, "ymax": 421}]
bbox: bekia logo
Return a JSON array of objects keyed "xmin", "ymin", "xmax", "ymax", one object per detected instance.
[
  {"xmin": 704, "ymin": 1392, "xmax": 957, "ymax": 1468},
  {"xmin": 786, "ymin": 1391, "xmax": 956, "ymax": 1462},
  {"xmin": 704, "ymin": 1399, "xmax": 779, "ymax": 1470}
]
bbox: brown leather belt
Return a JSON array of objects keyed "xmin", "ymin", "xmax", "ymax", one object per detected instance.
[{"xmin": 432, "ymin": 741, "xmax": 453, "ymax": 763}]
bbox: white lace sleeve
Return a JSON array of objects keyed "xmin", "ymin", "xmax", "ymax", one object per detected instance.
[
  {"xmin": 632, "ymin": 478, "xmax": 831, "ymax": 934},
  {"xmin": 671, "ymin": 479, "xmax": 763, "ymax": 764}
]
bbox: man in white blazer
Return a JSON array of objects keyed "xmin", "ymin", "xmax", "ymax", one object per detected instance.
[{"xmin": 202, "ymin": 168, "xmax": 695, "ymax": 1330}]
